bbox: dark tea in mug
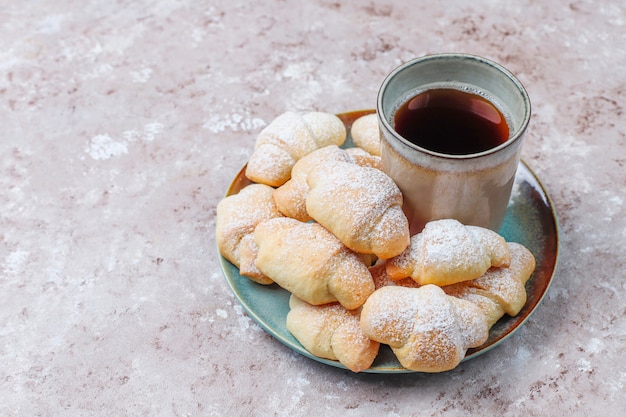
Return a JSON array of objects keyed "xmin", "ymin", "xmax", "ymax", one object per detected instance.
[
  {"xmin": 377, "ymin": 54, "xmax": 531, "ymax": 233},
  {"xmin": 393, "ymin": 88, "xmax": 510, "ymax": 155}
]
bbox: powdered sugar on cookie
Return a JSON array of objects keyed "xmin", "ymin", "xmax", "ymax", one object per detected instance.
[
  {"xmin": 306, "ymin": 160, "xmax": 410, "ymax": 259},
  {"xmin": 286, "ymin": 295, "xmax": 380, "ymax": 373},
  {"xmin": 386, "ymin": 219, "xmax": 511, "ymax": 287},
  {"xmin": 360, "ymin": 285, "xmax": 489, "ymax": 372},
  {"xmin": 245, "ymin": 112, "xmax": 346, "ymax": 187}
]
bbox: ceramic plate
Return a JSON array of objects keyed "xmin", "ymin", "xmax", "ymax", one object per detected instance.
[{"xmin": 218, "ymin": 110, "xmax": 559, "ymax": 374}]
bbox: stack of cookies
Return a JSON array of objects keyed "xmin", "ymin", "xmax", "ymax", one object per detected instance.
[{"xmin": 216, "ymin": 111, "xmax": 535, "ymax": 373}]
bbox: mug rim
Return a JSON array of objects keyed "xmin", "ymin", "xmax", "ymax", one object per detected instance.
[{"xmin": 377, "ymin": 53, "xmax": 532, "ymax": 161}]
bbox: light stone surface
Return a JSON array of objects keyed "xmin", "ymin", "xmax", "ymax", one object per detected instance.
[{"xmin": 2, "ymin": 1, "xmax": 625, "ymax": 416}]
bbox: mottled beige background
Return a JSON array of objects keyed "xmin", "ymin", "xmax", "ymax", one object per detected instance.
[{"xmin": 1, "ymin": 1, "xmax": 625, "ymax": 416}]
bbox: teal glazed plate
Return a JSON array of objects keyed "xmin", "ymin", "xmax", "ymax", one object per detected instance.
[{"xmin": 218, "ymin": 110, "xmax": 559, "ymax": 374}]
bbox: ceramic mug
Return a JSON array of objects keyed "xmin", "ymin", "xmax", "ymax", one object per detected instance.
[{"xmin": 377, "ymin": 53, "xmax": 531, "ymax": 234}]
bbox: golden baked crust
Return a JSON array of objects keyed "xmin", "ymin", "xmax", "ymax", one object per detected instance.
[
  {"xmin": 443, "ymin": 242, "xmax": 536, "ymax": 327},
  {"xmin": 369, "ymin": 262, "xmax": 420, "ymax": 290},
  {"xmin": 216, "ymin": 183, "xmax": 283, "ymax": 284},
  {"xmin": 350, "ymin": 113, "xmax": 381, "ymax": 156},
  {"xmin": 286, "ymin": 295, "xmax": 380, "ymax": 373},
  {"xmin": 254, "ymin": 217, "xmax": 375, "ymax": 310}
]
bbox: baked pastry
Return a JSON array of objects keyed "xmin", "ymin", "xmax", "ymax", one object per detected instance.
[
  {"xmin": 254, "ymin": 217, "xmax": 375, "ymax": 310},
  {"xmin": 359, "ymin": 285, "xmax": 489, "ymax": 372},
  {"xmin": 237, "ymin": 234, "xmax": 264, "ymax": 281},
  {"xmin": 286, "ymin": 295, "xmax": 380, "ymax": 373},
  {"xmin": 443, "ymin": 242, "xmax": 536, "ymax": 327},
  {"xmin": 245, "ymin": 112, "xmax": 347, "ymax": 187},
  {"xmin": 369, "ymin": 262, "xmax": 420, "ymax": 290},
  {"xmin": 344, "ymin": 146, "xmax": 382, "ymax": 170},
  {"xmin": 305, "ymin": 160, "xmax": 410, "ymax": 259},
  {"xmin": 273, "ymin": 145, "xmax": 381, "ymax": 222},
  {"xmin": 216, "ymin": 184, "xmax": 283, "ymax": 284},
  {"xmin": 386, "ymin": 219, "xmax": 510, "ymax": 286},
  {"xmin": 350, "ymin": 113, "xmax": 380, "ymax": 156}
]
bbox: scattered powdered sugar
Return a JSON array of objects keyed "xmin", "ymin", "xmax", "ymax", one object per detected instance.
[
  {"xmin": 85, "ymin": 123, "xmax": 164, "ymax": 160},
  {"xmin": 130, "ymin": 67, "xmax": 153, "ymax": 83},
  {"xmin": 140, "ymin": 122, "xmax": 164, "ymax": 141},
  {"xmin": 420, "ymin": 219, "xmax": 489, "ymax": 273},
  {"xmin": 467, "ymin": 225, "xmax": 511, "ymax": 267},
  {"xmin": 577, "ymin": 358, "xmax": 593, "ymax": 373},
  {"xmin": 336, "ymin": 164, "xmax": 401, "ymax": 230},
  {"xmin": 471, "ymin": 268, "xmax": 524, "ymax": 313},
  {"xmin": 3, "ymin": 249, "xmax": 30, "ymax": 277},
  {"xmin": 587, "ymin": 337, "xmax": 604, "ymax": 355},
  {"xmin": 121, "ymin": 122, "xmax": 164, "ymax": 142},
  {"xmin": 86, "ymin": 134, "xmax": 128, "ymax": 160},
  {"xmin": 202, "ymin": 112, "xmax": 266, "ymax": 133},
  {"xmin": 370, "ymin": 204, "xmax": 410, "ymax": 258}
]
